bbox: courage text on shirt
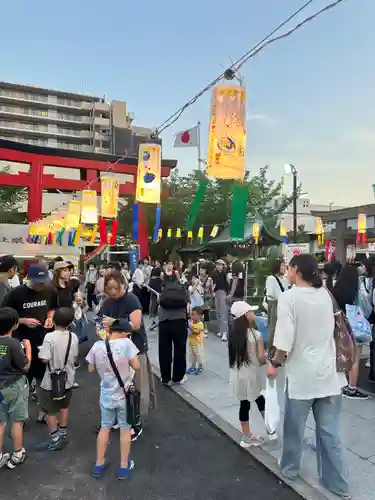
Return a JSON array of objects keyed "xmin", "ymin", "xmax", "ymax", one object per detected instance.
[{"xmin": 22, "ymin": 300, "xmax": 47, "ymax": 309}]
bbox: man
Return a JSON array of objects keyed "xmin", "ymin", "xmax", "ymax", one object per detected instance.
[
  {"xmin": 142, "ymin": 257, "xmax": 153, "ymax": 315},
  {"xmin": 0, "ymin": 255, "xmax": 18, "ymax": 303},
  {"xmin": 132, "ymin": 261, "xmax": 145, "ymax": 304},
  {"xmin": 2, "ymin": 264, "xmax": 58, "ymax": 422},
  {"xmin": 212, "ymin": 259, "xmax": 229, "ymax": 341}
]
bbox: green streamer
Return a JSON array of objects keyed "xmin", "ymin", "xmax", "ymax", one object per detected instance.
[
  {"xmin": 186, "ymin": 178, "xmax": 208, "ymax": 231},
  {"xmin": 230, "ymin": 182, "xmax": 248, "ymax": 240}
]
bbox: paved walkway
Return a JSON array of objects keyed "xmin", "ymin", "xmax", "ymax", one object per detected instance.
[
  {"xmin": 146, "ymin": 319, "xmax": 375, "ymax": 500},
  {"xmin": 2, "ymin": 350, "xmax": 301, "ymax": 500}
]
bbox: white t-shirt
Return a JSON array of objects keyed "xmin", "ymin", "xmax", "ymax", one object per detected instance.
[
  {"xmin": 265, "ymin": 275, "xmax": 288, "ymax": 301},
  {"xmin": 274, "ymin": 286, "xmax": 345, "ymax": 400},
  {"xmin": 8, "ymin": 274, "xmax": 20, "ymax": 288}
]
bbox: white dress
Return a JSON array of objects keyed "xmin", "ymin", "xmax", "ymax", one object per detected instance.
[{"xmin": 229, "ymin": 329, "xmax": 265, "ymax": 402}]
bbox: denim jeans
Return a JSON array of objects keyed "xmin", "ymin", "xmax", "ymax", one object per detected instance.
[
  {"xmin": 214, "ymin": 290, "xmax": 228, "ymax": 334},
  {"xmin": 281, "ymin": 391, "xmax": 349, "ymax": 497}
]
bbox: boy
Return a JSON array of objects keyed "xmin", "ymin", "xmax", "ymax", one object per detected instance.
[
  {"xmin": 38, "ymin": 307, "xmax": 79, "ymax": 451},
  {"xmin": 0, "ymin": 307, "xmax": 31, "ymax": 469},
  {"xmin": 86, "ymin": 322, "xmax": 139, "ymax": 480},
  {"xmin": 187, "ymin": 306, "xmax": 205, "ymax": 375}
]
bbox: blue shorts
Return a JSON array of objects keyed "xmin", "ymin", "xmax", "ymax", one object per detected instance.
[{"xmin": 100, "ymin": 405, "xmax": 131, "ymax": 429}]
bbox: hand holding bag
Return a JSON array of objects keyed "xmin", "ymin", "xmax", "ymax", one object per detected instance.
[
  {"xmin": 105, "ymin": 339, "xmax": 141, "ymax": 429},
  {"xmin": 264, "ymin": 377, "xmax": 280, "ymax": 437}
]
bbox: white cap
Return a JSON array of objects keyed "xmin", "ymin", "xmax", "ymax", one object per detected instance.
[{"xmin": 230, "ymin": 301, "xmax": 258, "ymax": 319}]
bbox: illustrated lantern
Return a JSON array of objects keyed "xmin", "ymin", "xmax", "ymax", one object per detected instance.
[
  {"xmin": 81, "ymin": 190, "xmax": 98, "ymax": 224},
  {"xmin": 136, "ymin": 143, "xmax": 162, "ymax": 204},
  {"xmin": 357, "ymin": 213, "xmax": 367, "ymax": 244},
  {"xmin": 252, "ymin": 223, "xmax": 260, "ymax": 245},
  {"xmin": 101, "ymin": 177, "xmax": 120, "ymax": 219},
  {"xmin": 315, "ymin": 217, "xmax": 324, "ymax": 246},
  {"xmin": 206, "ymin": 85, "xmax": 246, "ymax": 181},
  {"xmin": 65, "ymin": 200, "xmax": 81, "ymax": 229}
]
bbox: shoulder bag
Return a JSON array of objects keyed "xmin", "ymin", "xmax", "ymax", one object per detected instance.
[
  {"xmin": 48, "ymin": 332, "xmax": 72, "ymax": 401},
  {"xmin": 105, "ymin": 338, "xmax": 141, "ymax": 429}
]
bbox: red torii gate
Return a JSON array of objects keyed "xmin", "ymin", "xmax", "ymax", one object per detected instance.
[{"xmin": 0, "ymin": 139, "xmax": 177, "ymax": 258}]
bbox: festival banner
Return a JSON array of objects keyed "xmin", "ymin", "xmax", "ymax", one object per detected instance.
[
  {"xmin": 206, "ymin": 85, "xmax": 246, "ymax": 180},
  {"xmin": 101, "ymin": 177, "xmax": 120, "ymax": 218},
  {"xmin": 136, "ymin": 143, "xmax": 161, "ymax": 204}
]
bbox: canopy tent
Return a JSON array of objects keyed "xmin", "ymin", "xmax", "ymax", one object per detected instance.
[{"xmin": 0, "ymin": 224, "xmax": 81, "ymax": 263}]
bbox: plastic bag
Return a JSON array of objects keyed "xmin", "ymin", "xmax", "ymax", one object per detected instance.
[
  {"xmin": 255, "ymin": 315, "xmax": 268, "ymax": 345},
  {"xmin": 346, "ymin": 304, "xmax": 372, "ymax": 344},
  {"xmin": 264, "ymin": 377, "xmax": 280, "ymax": 438}
]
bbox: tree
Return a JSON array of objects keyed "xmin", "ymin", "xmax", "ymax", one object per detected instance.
[
  {"xmin": 117, "ymin": 166, "xmax": 297, "ymax": 252},
  {"xmin": 0, "ymin": 166, "xmax": 27, "ymax": 223}
]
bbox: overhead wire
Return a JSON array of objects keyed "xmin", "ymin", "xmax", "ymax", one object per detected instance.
[{"xmin": 155, "ymin": 0, "xmax": 346, "ymax": 135}]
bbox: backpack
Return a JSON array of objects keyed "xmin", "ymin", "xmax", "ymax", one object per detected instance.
[
  {"xmin": 329, "ymin": 293, "xmax": 356, "ymax": 372},
  {"xmin": 159, "ymin": 281, "xmax": 187, "ymax": 309}
]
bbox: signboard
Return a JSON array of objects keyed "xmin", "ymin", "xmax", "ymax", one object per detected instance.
[
  {"xmin": 129, "ymin": 245, "xmax": 140, "ymax": 274},
  {"xmin": 283, "ymin": 243, "xmax": 310, "ymax": 263},
  {"xmin": 346, "ymin": 245, "xmax": 356, "ymax": 261}
]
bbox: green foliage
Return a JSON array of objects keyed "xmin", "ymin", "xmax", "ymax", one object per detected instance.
[
  {"xmin": 117, "ymin": 166, "xmax": 295, "ymax": 250},
  {"xmin": 0, "ymin": 166, "xmax": 27, "ymax": 223}
]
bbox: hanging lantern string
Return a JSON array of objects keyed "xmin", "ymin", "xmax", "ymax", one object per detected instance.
[
  {"xmin": 153, "ymin": 0, "xmax": 346, "ymax": 136},
  {"xmin": 34, "ymin": 148, "xmax": 134, "ymax": 224}
]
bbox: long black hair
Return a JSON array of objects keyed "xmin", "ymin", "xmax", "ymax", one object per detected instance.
[
  {"xmin": 289, "ymin": 254, "xmax": 322, "ymax": 288},
  {"xmin": 228, "ymin": 315, "xmax": 252, "ymax": 369},
  {"xmin": 332, "ymin": 263, "xmax": 359, "ymax": 311}
]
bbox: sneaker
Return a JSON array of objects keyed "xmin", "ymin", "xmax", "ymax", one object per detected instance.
[
  {"xmin": 116, "ymin": 459, "xmax": 135, "ymax": 480},
  {"xmin": 7, "ymin": 449, "xmax": 26, "ymax": 469},
  {"xmin": 131, "ymin": 426, "xmax": 143, "ymax": 442},
  {"xmin": 240, "ymin": 436, "xmax": 264, "ymax": 448},
  {"xmin": 174, "ymin": 374, "xmax": 188, "ymax": 385},
  {"xmin": 266, "ymin": 431, "xmax": 278, "ymax": 442},
  {"xmin": 187, "ymin": 367, "xmax": 196, "ymax": 375},
  {"xmin": 0, "ymin": 452, "xmax": 10, "ymax": 468},
  {"xmin": 195, "ymin": 366, "xmax": 203, "ymax": 375},
  {"xmin": 91, "ymin": 463, "xmax": 106, "ymax": 479},
  {"xmin": 343, "ymin": 386, "xmax": 369, "ymax": 400},
  {"xmin": 47, "ymin": 434, "xmax": 67, "ymax": 451},
  {"xmin": 73, "ymin": 382, "xmax": 79, "ymax": 389},
  {"xmin": 112, "ymin": 424, "xmax": 120, "ymax": 430},
  {"xmin": 216, "ymin": 332, "xmax": 222, "ymax": 338},
  {"xmin": 221, "ymin": 333, "xmax": 228, "ymax": 342}
]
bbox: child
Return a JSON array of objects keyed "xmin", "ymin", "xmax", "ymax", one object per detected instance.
[
  {"xmin": 38, "ymin": 307, "xmax": 79, "ymax": 451},
  {"xmin": 86, "ymin": 322, "xmax": 140, "ymax": 480},
  {"xmin": 228, "ymin": 301, "xmax": 267, "ymax": 448},
  {"xmin": 187, "ymin": 307, "xmax": 205, "ymax": 375},
  {"xmin": 0, "ymin": 307, "xmax": 31, "ymax": 469},
  {"xmin": 188, "ymin": 276, "xmax": 204, "ymax": 309}
]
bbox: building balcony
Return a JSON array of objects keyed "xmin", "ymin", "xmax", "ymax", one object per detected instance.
[
  {"xmin": 0, "ymin": 93, "xmax": 94, "ymax": 115},
  {"xmin": 0, "ymin": 106, "xmax": 92, "ymax": 127}
]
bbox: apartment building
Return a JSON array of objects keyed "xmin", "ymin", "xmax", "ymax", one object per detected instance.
[{"xmin": 0, "ymin": 81, "xmax": 156, "ymax": 156}]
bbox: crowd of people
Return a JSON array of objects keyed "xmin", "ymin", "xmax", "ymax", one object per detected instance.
[{"xmin": 1, "ymin": 249, "xmax": 373, "ymax": 497}]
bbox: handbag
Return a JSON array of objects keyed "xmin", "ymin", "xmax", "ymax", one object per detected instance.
[
  {"xmin": 346, "ymin": 304, "xmax": 372, "ymax": 344},
  {"xmin": 105, "ymin": 338, "xmax": 141, "ymax": 429},
  {"xmin": 329, "ymin": 293, "xmax": 356, "ymax": 372},
  {"xmin": 48, "ymin": 332, "xmax": 72, "ymax": 401}
]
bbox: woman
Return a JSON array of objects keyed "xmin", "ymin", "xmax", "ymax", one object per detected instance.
[
  {"xmin": 332, "ymin": 264, "xmax": 369, "ymax": 400},
  {"xmin": 271, "ymin": 254, "xmax": 350, "ymax": 499},
  {"xmin": 149, "ymin": 263, "xmax": 162, "ymax": 330},
  {"xmin": 212, "ymin": 259, "xmax": 229, "ymax": 341},
  {"xmin": 265, "ymin": 259, "xmax": 288, "ymax": 352},
  {"xmin": 199, "ymin": 267, "xmax": 214, "ymax": 335},
  {"xmin": 228, "ymin": 301, "xmax": 266, "ymax": 448},
  {"xmin": 99, "ymin": 270, "xmax": 156, "ymax": 433}
]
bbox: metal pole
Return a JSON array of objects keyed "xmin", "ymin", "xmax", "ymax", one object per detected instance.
[
  {"xmin": 293, "ymin": 170, "xmax": 298, "ymax": 243},
  {"xmin": 197, "ymin": 121, "xmax": 201, "ymax": 170}
]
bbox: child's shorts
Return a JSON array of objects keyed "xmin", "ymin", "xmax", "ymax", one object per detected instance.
[
  {"xmin": 40, "ymin": 388, "xmax": 72, "ymax": 416},
  {"xmin": 100, "ymin": 405, "xmax": 131, "ymax": 429},
  {"xmin": 0, "ymin": 376, "xmax": 29, "ymax": 424}
]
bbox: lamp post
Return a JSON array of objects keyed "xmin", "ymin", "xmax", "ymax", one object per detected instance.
[{"xmin": 285, "ymin": 164, "xmax": 298, "ymax": 243}]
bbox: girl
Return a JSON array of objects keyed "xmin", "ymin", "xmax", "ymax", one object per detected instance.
[
  {"xmin": 188, "ymin": 276, "xmax": 204, "ymax": 309},
  {"xmin": 228, "ymin": 301, "xmax": 266, "ymax": 448}
]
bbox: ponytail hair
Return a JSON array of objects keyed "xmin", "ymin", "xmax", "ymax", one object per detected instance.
[{"xmin": 289, "ymin": 254, "xmax": 322, "ymax": 288}]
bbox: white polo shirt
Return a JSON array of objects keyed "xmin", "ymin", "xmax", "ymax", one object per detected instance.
[{"xmin": 274, "ymin": 286, "xmax": 345, "ymax": 400}]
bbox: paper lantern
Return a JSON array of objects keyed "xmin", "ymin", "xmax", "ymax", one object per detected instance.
[
  {"xmin": 167, "ymin": 228, "xmax": 172, "ymax": 238},
  {"xmin": 357, "ymin": 213, "xmax": 367, "ymax": 245},
  {"xmin": 158, "ymin": 228, "xmax": 163, "ymax": 240},
  {"xmin": 253, "ymin": 223, "xmax": 260, "ymax": 245},
  {"xmin": 81, "ymin": 190, "xmax": 98, "ymax": 224},
  {"xmin": 65, "ymin": 200, "xmax": 81, "ymax": 229},
  {"xmin": 187, "ymin": 230, "xmax": 193, "ymax": 240},
  {"xmin": 210, "ymin": 225, "xmax": 219, "ymax": 238},
  {"xmin": 315, "ymin": 217, "xmax": 324, "ymax": 246},
  {"xmin": 101, "ymin": 177, "xmax": 120, "ymax": 218},
  {"xmin": 206, "ymin": 85, "xmax": 246, "ymax": 180},
  {"xmin": 280, "ymin": 221, "xmax": 288, "ymax": 243},
  {"xmin": 197, "ymin": 227, "xmax": 204, "ymax": 241},
  {"xmin": 176, "ymin": 228, "xmax": 182, "ymax": 238},
  {"xmin": 136, "ymin": 143, "xmax": 161, "ymax": 204}
]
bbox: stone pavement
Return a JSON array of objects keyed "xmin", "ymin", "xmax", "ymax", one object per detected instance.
[{"xmin": 145, "ymin": 319, "xmax": 375, "ymax": 500}]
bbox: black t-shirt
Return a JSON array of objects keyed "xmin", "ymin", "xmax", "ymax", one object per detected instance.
[
  {"xmin": 99, "ymin": 292, "xmax": 148, "ymax": 353},
  {"xmin": 55, "ymin": 284, "xmax": 75, "ymax": 308},
  {"xmin": 2, "ymin": 285, "xmax": 58, "ymax": 345},
  {"xmin": 0, "ymin": 336, "xmax": 28, "ymax": 389},
  {"xmin": 212, "ymin": 270, "xmax": 229, "ymax": 293},
  {"xmin": 230, "ymin": 260, "xmax": 245, "ymax": 298}
]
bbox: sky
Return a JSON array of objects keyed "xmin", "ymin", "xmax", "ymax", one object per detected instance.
[{"xmin": 0, "ymin": 0, "xmax": 374, "ymax": 207}]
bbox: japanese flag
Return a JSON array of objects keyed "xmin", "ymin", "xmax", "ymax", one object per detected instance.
[{"xmin": 173, "ymin": 126, "xmax": 198, "ymax": 148}]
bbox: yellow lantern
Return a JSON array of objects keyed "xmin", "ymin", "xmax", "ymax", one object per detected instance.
[
  {"xmin": 176, "ymin": 228, "xmax": 182, "ymax": 238},
  {"xmin": 197, "ymin": 227, "xmax": 204, "ymax": 241},
  {"xmin": 206, "ymin": 85, "xmax": 246, "ymax": 180},
  {"xmin": 167, "ymin": 228, "xmax": 172, "ymax": 238},
  {"xmin": 158, "ymin": 228, "xmax": 163, "ymax": 240},
  {"xmin": 65, "ymin": 200, "xmax": 81, "ymax": 229},
  {"xmin": 101, "ymin": 177, "xmax": 120, "ymax": 218},
  {"xmin": 253, "ymin": 223, "xmax": 260, "ymax": 245},
  {"xmin": 210, "ymin": 225, "xmax": 219, "ymax": 238},
  {"xmin": 315, "ymin": 217, "xmax": 324, "ymax": 245},
  {"xmin": 81, "ymin": 190, "xmax": 98, "ymax": 224}
]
